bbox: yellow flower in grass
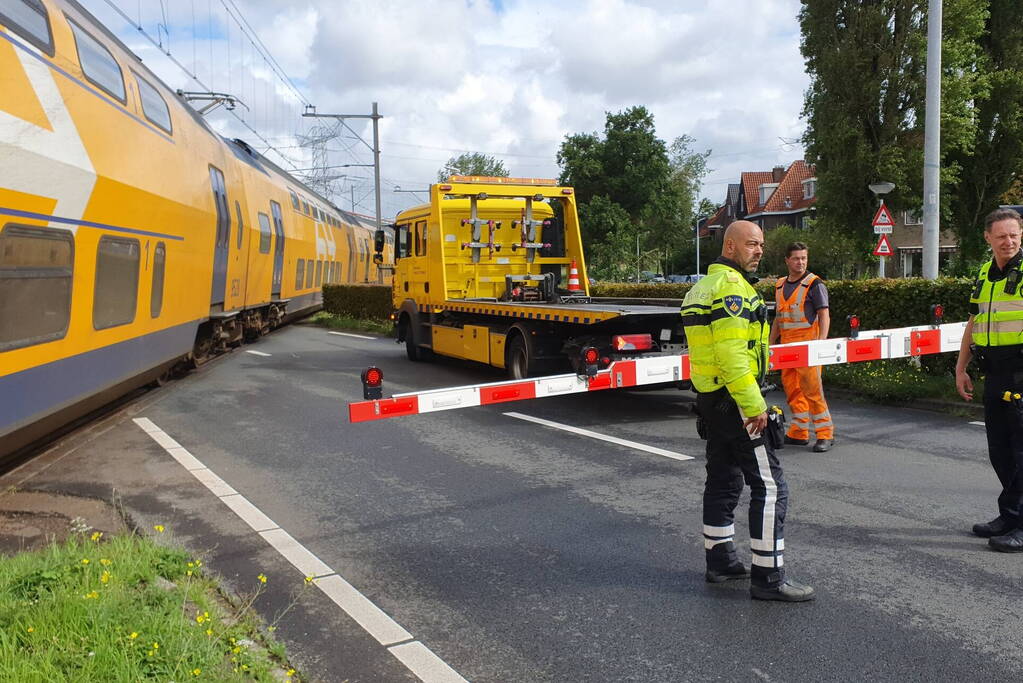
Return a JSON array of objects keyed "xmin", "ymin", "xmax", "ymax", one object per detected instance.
[
  {"xmin": 153, "ymin": 525, "xmax": 165, "ymax": 533},
  {"xmin": 26, "ymin": 627, "xmax": 34, "ymax": 633},
  {"xmin": 81, "ymin": 558, "xmax": 90, "ymax": 565},
  {"xmin": 83, "ymin": 591, "xmax": 99, "ymax": 599},
  {"xmin": 205, "ymin": 628, "xmax": 213, "ymax": 637},
  {"xmin": 129, "ymin": 632, "xmax": 138, "ymax": 640},
  {"xmin": 304, "ymin": 576, "xmax": 313, "ymax": 584},
  {"xmin": 257, "ymin": 573, "xmax": 267, "ymax": 584},
  {"xmin": 192, "ymin": 668, "xmax": 202, "ymax": 677},
  {"xmin": 90, "ymin": 531, "xmax": 103, "ymax": 542},
  {"xmin": 286, "ymin": 669, "xmax": 296, "ymax": 678},
  {"xmin": 99, "ymin": 558, "xmax": 112, "ymax": 566},
  {"xmin": 152, "ymin": 642, "xmax": 159, "ymax": 650},
  {"xmin": 100, "ymin": 571, "xmax": 110, "ymax": 584}
]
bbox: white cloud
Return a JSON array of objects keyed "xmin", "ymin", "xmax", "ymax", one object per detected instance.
[{"xmin": 81, "ymin": 0, "xmax": 809, "ymax": 215}]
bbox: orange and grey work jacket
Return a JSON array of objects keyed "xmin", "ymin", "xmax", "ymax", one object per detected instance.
[{"xmin": 774, "ymin": 273, "xmax": 821, "ymax": 343}]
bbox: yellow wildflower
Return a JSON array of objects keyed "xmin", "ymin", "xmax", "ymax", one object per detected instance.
[
  {"xmin": 99, "ymin": 558, "xmax": 111, "ymax": 566},
  {"xmin": 90, "ymin": 531, "xmax": 103, "ymax": 542},
  {"xmin": 304, "ymin": 576, "xmax": 313, "ymax": 584},
  {"xmin": 129, "ymin": 632, "xmax": 138, "ymax": 640},
  {"xmin": 100, "ymin": 571, "xmax": 110, "ymax": 584},
  {"xmin": 192, "ymin": 668, "xmax": 202, "ymax": 676},
  {"xmin": 257, "ymin": 573, "xmax": 267, "ymax": 584},
  {"xmin": 83, "ymin": 591, "xmax": 99, "ymax": 599},
  {"xmin": 81, "ymin": 558, "xmax": 90, "ymax": 565},
  {"xmin": 205, "ymin": 628, "xmax": 213, "ymax": 636},
  {"xmin": 152, "ymin": 642, "xmax": 159, "ymax": 650},
  {"xmin": 286, "ymin": 669, "xmax": 296, "ymax": 677},
  {"xmin": 26, "ymin": 627, "xmax": 34, "ymax": 633},
  {"xmin": 153, "ymin": 525, "xmax": 164, "ymax": 533}
]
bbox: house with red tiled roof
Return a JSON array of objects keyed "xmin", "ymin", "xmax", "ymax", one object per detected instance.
[{"xmin": 739, "ymin": 160, "xmax": 817, "ymax": 230}]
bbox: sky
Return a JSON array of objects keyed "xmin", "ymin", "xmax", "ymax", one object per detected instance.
[{"xmin": 80, "ymin": 0, "xmax": 809, "ymax": 220}]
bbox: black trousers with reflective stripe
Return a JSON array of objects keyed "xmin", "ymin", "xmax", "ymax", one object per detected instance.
[
  {"xmin": 982, "ymin": 372, "xmax": 1023, "ymax": 528},
  {"xmin": 698, "ymin": 388, "xmax": 788, "ymax": 587}
]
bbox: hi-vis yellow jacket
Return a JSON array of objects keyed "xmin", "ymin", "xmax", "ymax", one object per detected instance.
[
  {"xmin": 681, "ymin": 261, "xmax": 770, "ymax": 417},
  {"xmin": 971, "ymin": 255, "xmax": 1023, "ymax": 348}
]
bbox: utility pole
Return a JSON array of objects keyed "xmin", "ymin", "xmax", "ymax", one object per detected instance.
[
  {"xmin": 922, "ymin": 0, "xmax": 942, "ymax": 279},
  {"xmin": 303, "ymin": 103, "xmax": 383, "ymax": 232}
]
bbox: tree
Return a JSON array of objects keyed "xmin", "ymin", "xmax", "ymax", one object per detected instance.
[
  {"xmin": 437, "ymin": 152, "xmax": 508, "ymax": 181},
  {"xmin": 945, "ymin": 0, "xmax": 1023, "ymax": 262},
  {"xmin": 556, "ymin": 107, "xmax": 709, "ymax": 275},
  {"xmin": 800, "ymin": 0, "xmax": 987, "ymax": 263}
]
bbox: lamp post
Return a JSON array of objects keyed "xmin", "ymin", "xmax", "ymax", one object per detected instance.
[{"xmin": 868, "ymin": 181, "xmax": 895, "ymax": 278}]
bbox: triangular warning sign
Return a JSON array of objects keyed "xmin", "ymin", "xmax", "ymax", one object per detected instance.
[
  {"xmin": 873, "ymin": 234, "xmax": 893, "ymax": 256},
  {"xmin": 872, "ymin": 201, "xmax": 896, "ymax": 227}
]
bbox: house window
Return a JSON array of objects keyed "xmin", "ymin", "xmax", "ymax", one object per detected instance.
[
  {"xmin": 68, "ymin": 18, "xmax": 126, "ymax": 103},
  {"xmin": 1, "ymin": 0, "xmax": 54, "ymax": 56},
  {"xmin": 802, "ymin": 178, "xmax": 817, "ymax": 200},
  {"xmin": 758, "ymin": 183, "xmax": 778, "ymax": 206},
  {"xmin": 904, "ymin": 210, "xmax": 922, "ymax": 226},
  {"xmin": 0, "ymin": 224, "xmax": 73, "ymax": 350},
  {"xmin": 94, "ymin": 236, "xmax": 139, "ymax": 329}
]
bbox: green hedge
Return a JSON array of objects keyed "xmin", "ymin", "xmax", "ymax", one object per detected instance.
[
  {"xmin": 592, "ymin": 276, "xmax": 972, "ymax": 335},
  {"xmin": 322, "ymin": 284, "xmax": 393, "ymax": 320}
]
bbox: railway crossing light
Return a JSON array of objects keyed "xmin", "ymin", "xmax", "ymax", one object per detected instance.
[
  {"xmin": 361, "ymin": 366, "xmax": 384, "ymax": 400},
  {"xmin": 847, "ymin": 314, "xmax": 860, "ymax": 339},
  {"xmin": 581, "ymin": 346, "xmax": 600, "ymax": 378},
  {"xmin": 931, "ymin": 304, "xmax": 944, "ymax": 326}
]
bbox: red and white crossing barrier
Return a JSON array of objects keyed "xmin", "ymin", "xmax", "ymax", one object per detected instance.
[{"xmin": 348, "ymin": 321, "xmax": 967, "ymax": 423}]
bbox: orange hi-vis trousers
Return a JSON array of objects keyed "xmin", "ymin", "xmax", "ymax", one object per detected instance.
[{"xmin": 780, "ymin": 363, "xmax": 833, "ymax": 440}]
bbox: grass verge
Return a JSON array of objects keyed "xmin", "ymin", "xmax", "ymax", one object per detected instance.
[
  {"xmin": 307, "ymin": 311, "xmax": 392, "ymax": 336},
  {"xmin": 0, "ymin": 529, "xmax": 302, "ymax": 681}
]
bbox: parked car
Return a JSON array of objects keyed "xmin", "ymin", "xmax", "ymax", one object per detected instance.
[{"xmin": 667, "ymin": 274, "xmax": 705, "ymax": 283}]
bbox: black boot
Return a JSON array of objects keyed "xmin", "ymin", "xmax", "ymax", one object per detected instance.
[
  {"xmin": 705, "ymin": 542, "xmax": 749, "ymax": 583},
  {"xmin": 751, "ymin": 578, "xmax": 816, "ymax": 602},
  {"xmin": 973, "ymin": 516, "xmax": 1014, "ymax": 538},
  {"xmin": 989, "ymin": 528, "xmax": 1023, "ymax": 552}
]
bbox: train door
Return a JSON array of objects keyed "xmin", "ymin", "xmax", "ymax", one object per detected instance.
[
  {"xmin": 269, "ymin": 200, "xmax": 285, "ymax": 298},
  {"xmin": 345, "ymin": 226, "xmax": 356, "ymax": 282},
  {"xmin": 208, "ymin": 166, "xmax": 230, "ymax": 308}
]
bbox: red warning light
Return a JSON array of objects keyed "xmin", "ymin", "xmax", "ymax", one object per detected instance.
[
  {"xmin": 361, "ymin": 366, "xmax": 384, "ymax": 400},
  {"xmin": 583, "ymin": 347, "xmax": 600, "ymax": 365},
  {"xmin": 847, "ymin": 315, "xmax": 860, "ymax": 339}
]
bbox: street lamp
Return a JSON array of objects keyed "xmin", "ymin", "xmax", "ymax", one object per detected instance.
[{"xmin": 868, "ymin": 181, "xmax": 895, "ymax": 277}]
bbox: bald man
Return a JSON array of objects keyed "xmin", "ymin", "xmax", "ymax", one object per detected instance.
[{"xmin": 681, "ymin": 220, "xmax": 815, "ymax": 602}]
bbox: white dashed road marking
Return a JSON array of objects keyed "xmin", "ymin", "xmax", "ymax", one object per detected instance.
[
  {"xmin": 132, "ymin": 417, "xmax": 468, "ymax": 683},
  {"xmin": 503, "ymin": 412, "xmax": 694, "ymax": 461},
  {"xmin": 328, "ymin": 331, "xmax": 377, "ymax": 340},
  {"xmin": 969, "ymin": 421, "xmax": 985, "ymax": 426},
  {"xmin": 246, "ymin": 350, "xmax": 272, "ymax": 357}
]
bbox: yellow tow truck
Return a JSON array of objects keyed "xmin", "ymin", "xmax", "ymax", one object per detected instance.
[{"xmin": 372, "ymin": 176, "xmax": 686, "ymax": 379}]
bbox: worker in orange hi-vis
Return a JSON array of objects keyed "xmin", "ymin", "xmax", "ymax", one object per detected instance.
[{"xmin": 770, "ymin": 242, "xmax": 834, "ymax": 453}]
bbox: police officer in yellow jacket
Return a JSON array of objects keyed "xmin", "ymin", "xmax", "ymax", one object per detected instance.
[
  {"xmin": 681, "ymin": 220, "xmax": 815, "ymax": 601},
  {"xmin": 956, "ymin": 208, "xmax": 1023, "ymax": 552}
]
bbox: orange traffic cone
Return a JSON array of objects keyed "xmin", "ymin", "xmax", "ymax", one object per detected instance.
[{"xmin": 567, "ymin": 260, "xmax": 582, "ymax": 291}]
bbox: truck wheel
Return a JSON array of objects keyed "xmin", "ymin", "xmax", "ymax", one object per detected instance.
[
  {"xmin": 506, "ymin": 335, "xmax": 533, "ymax": 379},
  {"xmin": 405, "ymin": 333, "xmax": 421, "ymax": 361}
]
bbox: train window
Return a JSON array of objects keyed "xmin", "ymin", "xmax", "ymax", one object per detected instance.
[
  {"xmin": 0, "ymin": 225, "xmax": 72, "ymax": 351},
  {"xmin": 305, "ymin": 259, "xmax": 313, "ymax": 288},
  {"xmin": 302, "ymin": 200, "xmax": 309, "ymax": 215},
  {"xmin": 257, "ymin": 213, "xmax": 271, "ymax": 254},
  {"xmin": 234, "ymin": 201, "xmax": 244, "ymax": 249},
  {"xmin": 150, "ymin": 241, "xmax": 165, "ymax": 318},
  {"xmin": 332, "ymin": 262, "xmax": 339, "ymax": 283},
  {"xmin": 133, "ymin": 72, "xmax": 172, "ymax": 134},
  {"xmin": 315, "ymin": 260, "xmax": 323, "ymax": 287},
  {"xmin": 0, "ymin": 0, "xmax": 54, "ymax": 56},
  {"xmin": 67, "ymin": 18, "xmax": 126, "ymax": 103},
  {"xmin": 415, "ymin": 220, "xmax": 427, "ymax": 256},
  {"xmin": 290, "ymin": 191, "xmax": 300, "ymax": 211},
  {"xmin": 93, "ymin": 236, "xmax": 139, "ymax": 330},
  {"xmin": 295, "ymin": 259, "xmax": 305, "ymax": 289}
]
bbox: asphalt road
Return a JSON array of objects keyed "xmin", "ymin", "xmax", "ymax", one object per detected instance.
[{"xmin": 9, "ymin": 321, "xmax": 1023, "ymax": 682}]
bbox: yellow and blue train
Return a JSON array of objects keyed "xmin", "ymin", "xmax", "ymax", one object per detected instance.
[{"xmin": 0, "ymin": 0, "xmax": 390, "ymax": 460}]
